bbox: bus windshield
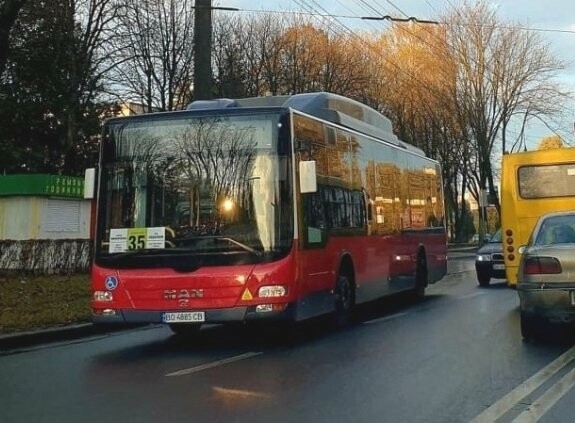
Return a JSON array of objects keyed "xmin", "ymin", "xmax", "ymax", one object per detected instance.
[{"xmin": 96, "ymin": 111, "xmax": 293, "ymax": 268}]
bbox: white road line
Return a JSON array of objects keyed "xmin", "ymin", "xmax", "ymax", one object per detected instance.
[
  {"xmin": 165, "ymin": 352, "xmax": 262, "ymax": 377},
  {"xmin": 363, "ymin": 312, "xmax": 409, "ymax": 324},
  {"xmin": 212, "ymin": 386, "xmax": 272, "ymax": 399},
  {"xmin": 511, "ymin": 365, "xmax": 575, "ymax": 423},
  {"xmin": 468, "ymin": 346, "xmax": 575, "ymax": 423}
]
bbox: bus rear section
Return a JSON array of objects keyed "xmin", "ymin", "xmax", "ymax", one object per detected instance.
[
  {"xmin": 90, "ymin": 92, "xmax": 447, "ymax": 333},
  {"xmin": 501, "ymin": 148, "xmax": 575, "ymax": 286}
]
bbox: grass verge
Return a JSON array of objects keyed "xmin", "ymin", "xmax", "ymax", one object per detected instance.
[{"xmin": 0, "ymin": 272, "xmax": 91, "ymax": 334}]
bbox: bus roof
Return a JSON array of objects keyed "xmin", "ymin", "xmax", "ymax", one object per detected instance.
[
  {"xmin": 503, "ymin": 146, "xmax": 575, "ymax": 165},
  {"xmin": 186, "ymin": 92, "xmax": 424, "ymax": 155}
]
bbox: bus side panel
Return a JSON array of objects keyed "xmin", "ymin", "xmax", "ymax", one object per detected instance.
[
  {"xmin": 294, "ymin": 234, "xmax": 392, "ymax": 321},
  {"xmin": 293, "ymin": 230, "xmax": 446, "ymax": 321}
]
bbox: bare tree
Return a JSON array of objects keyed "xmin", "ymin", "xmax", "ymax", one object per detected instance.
[
  {"xmin": 445, "ymin": 1, "xmax": 568, "ymax": 218},
  {"xmin": 277, "ymin": 22, "xmax": 329, "ymax": 94},
  {"xmin": 212, "ymin": 13, "xmax": 289, "ymax": 98},
  {"xmin": 212, "ymin": 14, "xmax": 250, "ymax": 98},
  {"xmin": 109, "ymin": 0, "xmax": 194, "ymax": 112},
  {"xmin": 61, "ymin": 0, "xmax": 124, "ymax": 170}
]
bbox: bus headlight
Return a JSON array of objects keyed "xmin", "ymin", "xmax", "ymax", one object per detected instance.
[
  {"xmin": 258, "ymin": 285, "xmax": 287, "ymax": 298},
  {"xmin": 93, "ymin": 291, "xmax": 114, "ymax": 302}
]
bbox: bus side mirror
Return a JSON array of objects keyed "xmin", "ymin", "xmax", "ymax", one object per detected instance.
[
  {"xmin": 299, "ymin": 160, "xmax": 317, "ymax": 193},
  {"xmin": 84, "ymin": 168, "xmax": 96, "ymax": 199}
]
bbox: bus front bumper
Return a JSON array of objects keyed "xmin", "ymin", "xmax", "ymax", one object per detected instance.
[{"xmin": 92, "ymin": 304, "xmax": 296, "ymax": 324}]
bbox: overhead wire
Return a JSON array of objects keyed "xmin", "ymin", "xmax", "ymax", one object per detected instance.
[
  {"xmin": 227, "ymin": 1, "xmax": 571, "ymax": 144},
  {"xmin": 288, "ymin": 0, "xmax": 455, "ymax": 107},
  {"xmin": 373, "ymin": 1, "xmax": 573, "ymax": 144},
  {"xmin": 225, "ymin": 7, "xmax": 575, "ymax": 35},
  {"xmin": 295, "ymin": 1, "xmax": 571, "ymax": 147}
]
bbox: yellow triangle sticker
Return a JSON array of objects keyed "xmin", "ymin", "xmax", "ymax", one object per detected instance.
[{"xmin": 241, "ymin": 289, "xmax": 253, "ymax": 301}]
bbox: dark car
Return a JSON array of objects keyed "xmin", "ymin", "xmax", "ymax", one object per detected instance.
[
  {"xmin": 475, "ymin": 229, "xmax": 505, "ymax": 286},
  {"xmin": 517, "ymin": 211, "xmax": 575, "ymax": 340}
]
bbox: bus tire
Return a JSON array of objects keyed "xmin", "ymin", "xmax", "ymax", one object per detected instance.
[
  {"xmin": 334, "ymin": 273, "xmax": 354, "ymax": 327},
  {"xmin": 413, "ymin": 250, "xmax": 428, "ymax": 299},
  {"xmin": 169, "ymin": 323, "xmax": 202, "ymax": 337}
]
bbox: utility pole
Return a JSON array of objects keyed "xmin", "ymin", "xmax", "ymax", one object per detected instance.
[
  {"xmin": 193, "ymin": 0, "xmax": 213, "ymax": 100},
  {"xmin": 192, "ymin": 1, "xmax": 238, "ymax": 101}
]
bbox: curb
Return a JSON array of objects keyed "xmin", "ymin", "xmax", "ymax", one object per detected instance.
[
  {"xmin": 448, "ymin": 245, "xmax": 478, "ymax": 253},
  {"xmin": 0, "ymin": 322, "xmax": 143, "ymax": 352}
]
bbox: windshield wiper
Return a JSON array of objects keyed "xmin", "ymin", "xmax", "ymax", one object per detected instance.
[
  {"xmin": 105, "ymin": 248, "xmax": 190, "ymax": 258},
  {"xmin": 174, "ymin": 236, "xmax": 263, "ymax": 257},
  {"xmin": 219, "ymin": 237, "xmax": 263, "ymax": 256}
]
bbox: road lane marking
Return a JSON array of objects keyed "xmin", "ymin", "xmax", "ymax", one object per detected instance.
[
  {"xmin": 511, "ymin": 365, "xmax": 575, "ymax": 423},
  {"xmin": 363, "ymin": 312, "xmax": 409, "ymax": 324},
  {"xmin": 165, "ymin": 352, "xmax": 262, "ymax": 377},
  {"xmin": 468, "ymin": 346, "xmax": 575, "ymax": 423},
  {"xmin": 212, "ymin": 386, "xmax": 272, "ymax": 399}
]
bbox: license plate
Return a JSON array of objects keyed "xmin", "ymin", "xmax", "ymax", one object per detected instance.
[
  {"xmin": 162, "ymin": 311, "xmax": 205, "ymax": 323},
  {"xmin": 493, "ymin": 264, "xmax": 505, "ymax": 270}
]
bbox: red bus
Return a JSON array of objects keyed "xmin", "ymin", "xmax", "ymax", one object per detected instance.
[{"xmin": 90, "ymin": 92, "xmax": 447, "ymax": 334}]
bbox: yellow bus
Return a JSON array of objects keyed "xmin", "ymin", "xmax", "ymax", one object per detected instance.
[{"xmin": 501, "ymin": 147, "xmax": 575, "ymax": 286}]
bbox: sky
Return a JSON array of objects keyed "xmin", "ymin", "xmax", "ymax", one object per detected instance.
[{"xmin": 217, "ymin": 0, "xmax": 575, "ymax": 149}]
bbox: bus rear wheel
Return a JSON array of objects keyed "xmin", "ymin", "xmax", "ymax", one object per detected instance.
[
  {"xmin": 169, "ymin": 323, "xmax": 202, "ymax": 337},
  {"xmin": 413, "ymin": 251, "xmax": 428, "ymax": 299},
  {"xmin": 334, "ymin": 274, "xmax": 354, "ymax": 327}
]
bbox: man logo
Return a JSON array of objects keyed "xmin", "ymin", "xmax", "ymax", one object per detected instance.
[{"xmin": 163, "ymin": 289, "xmax": 204, "ymax": 300}]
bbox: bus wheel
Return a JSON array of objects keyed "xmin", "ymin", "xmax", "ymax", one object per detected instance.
[
  {"xmin": 334, "ymin": 274, "xmax": 354, "ymax": 327},
  {"xmin": 169, "ymin": 323, "xmax": 202, "ymax": 337},
  {"xmin": 413, "ymin": 251, "xmax": 428, "ymax": 299}
]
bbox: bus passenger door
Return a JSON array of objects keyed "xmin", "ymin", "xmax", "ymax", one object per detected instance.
[{"xmin": 296, "ymin": 187, "xmax": 337, "ymax": 319}]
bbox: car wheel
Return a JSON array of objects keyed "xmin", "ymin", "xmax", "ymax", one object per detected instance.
[
  {"xmin": 520, "ymin": 311, "xmax": 541, "ymax": 341},
  {"xmin": 334, "ymin": 273, "xmax": 354, "ymax": 327},
  {"xmin": 477, "ymin": 271, "xmax": 491, "ymax": 287},
  {"xmin": 169, "ymin": 323, "xmax": 202, "ymax": 337}
]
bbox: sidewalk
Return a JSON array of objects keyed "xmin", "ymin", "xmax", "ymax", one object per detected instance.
[
  {"xmin": 1, "ymin": 244, "xmax": 477, "ymax": 352},
  {"xmin": 0, "ymin": 322, "xmax": 142, "ymax": 352}
]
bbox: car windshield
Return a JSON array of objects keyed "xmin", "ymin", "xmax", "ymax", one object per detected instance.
[
  {"xmin": 95, "ymin": 111, "xmax": 294, "ymax": 268},
  {"xmin": 488, "ymin": 229, "xmax": 502, "ymax": 243}
]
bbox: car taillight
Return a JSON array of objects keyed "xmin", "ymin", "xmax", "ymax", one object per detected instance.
[{"xmin": 523, "ymin": 257, "xmax": 562, "ymax": 275}]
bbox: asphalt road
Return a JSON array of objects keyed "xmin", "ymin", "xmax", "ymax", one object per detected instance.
[{"xmin": 2, "ymin": 250, "xmax": 575, "ymax": 423}]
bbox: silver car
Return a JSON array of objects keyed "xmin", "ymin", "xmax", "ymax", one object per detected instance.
[{"xmin": 517, "ymin": 211, "xmax": 575, "ymax": 340}]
